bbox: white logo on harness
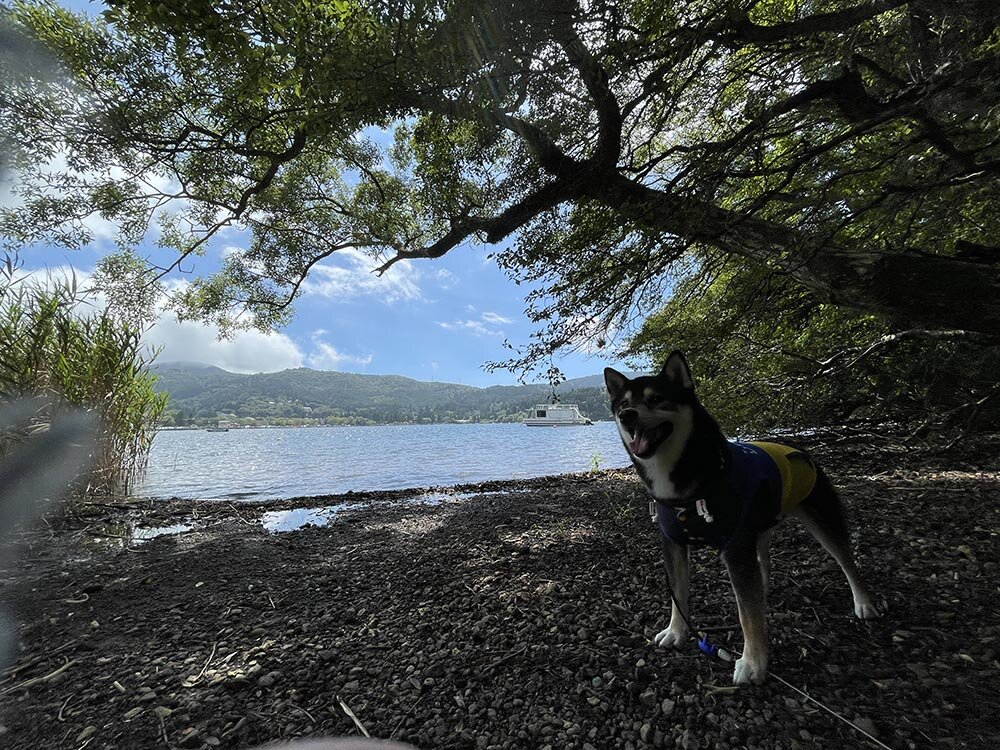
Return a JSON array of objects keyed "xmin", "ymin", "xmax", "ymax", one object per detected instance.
[{"xmin": 695, "ymin": 498, "xmax": 714, "ymax": 523}]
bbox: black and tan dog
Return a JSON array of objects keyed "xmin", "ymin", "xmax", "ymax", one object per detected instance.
[{"xmin": 605, "ymin": 351, "xmax": 879, "ymax": 684}]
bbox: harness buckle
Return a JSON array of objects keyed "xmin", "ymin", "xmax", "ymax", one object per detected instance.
[{"xmin": 695, "ymin": 498, "xmax": 714, "ymax": 523}]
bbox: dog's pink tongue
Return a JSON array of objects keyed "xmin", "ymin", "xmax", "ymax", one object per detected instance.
[{"xmin": 629, "ymin": 431, "xmax": 650, "ymax": 456}]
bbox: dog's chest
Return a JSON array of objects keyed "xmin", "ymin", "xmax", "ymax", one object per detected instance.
[{"xmin": 636, "ymin": 455, "xmax": 684, "ymax": 501}]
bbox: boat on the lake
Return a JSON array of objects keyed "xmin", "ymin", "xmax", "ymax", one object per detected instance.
[{"xmin": 524, "ymin": 403, "xmax": 592, "ymax": 427}]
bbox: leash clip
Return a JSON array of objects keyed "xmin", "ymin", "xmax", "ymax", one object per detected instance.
[{"xmin": 697, "ymin": 633, "xmax": 734, "ymax": 662}]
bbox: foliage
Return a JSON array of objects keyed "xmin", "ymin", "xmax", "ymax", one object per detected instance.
[
  {"xmin": 153, "ymin": 363, "xmax": 611, "ymax": 426},
  {"xmin": 628, "ymin": 255, "xmax": 1000, "ymax": 435},
  {"xmin": 0, "ymin": 265, "xmax": 167, "ymax": 495}
]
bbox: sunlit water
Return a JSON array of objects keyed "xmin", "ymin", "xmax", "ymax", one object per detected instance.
[{"xmin": 136, "ymin": 422, "xmax": 628, "ymax": 501}]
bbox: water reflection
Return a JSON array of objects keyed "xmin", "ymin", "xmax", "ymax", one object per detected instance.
[{"xmin": 261, "ymin": 505, "xmax": 348, "ymax": 532}]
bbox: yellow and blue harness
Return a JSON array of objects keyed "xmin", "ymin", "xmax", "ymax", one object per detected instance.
[{"xmin": 656, "ymin": 441, "xmax": 817, "ymax": 551}]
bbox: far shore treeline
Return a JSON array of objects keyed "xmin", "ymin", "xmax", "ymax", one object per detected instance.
[{"xmin": 153, "ymin": 363, "xmax": 614, "ymax": 428}]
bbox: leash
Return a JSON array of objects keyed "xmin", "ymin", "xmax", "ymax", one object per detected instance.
[{"xmin": 660, "ymin": 580, "xmax": 894, "ymax": 750}]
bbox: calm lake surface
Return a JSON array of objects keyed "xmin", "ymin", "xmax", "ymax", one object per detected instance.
[{"xmin": 136, "ymin": 422, "xmax": 629, "ymax": 501}]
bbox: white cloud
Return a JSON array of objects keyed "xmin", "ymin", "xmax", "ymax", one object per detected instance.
[
  {"xmin": 147, "ymin": 320, "xmax": 304, "ymax": 374},
  {"xmin": 439, "ymin": 319, "xmax": 502, "ymax": 337},
  {"xmin": 24, "ymin": 265, "xmax": 306, "ymax": 374},
  {"xmin": 307, "ymin": 339, "xmax": 373, "ymax": 371},
  {"xmin": 433, "ymin": 268, "xmax": 457, "ymax": 288},
  {"xmin": 481, "ymin": 312, "xmax": 512, "ymax": 325},
  {"xmin": 301, "ymin": 247, "xmax": 423, "ymax": 304},
  {"xmin": 438, "ymin": 310, "xmax": 513, "ymax": 338}
]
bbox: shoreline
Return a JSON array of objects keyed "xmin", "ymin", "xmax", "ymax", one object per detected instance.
[{"xmin": 1, "ymin": 435, "xmax": 998, "ymax": 749}]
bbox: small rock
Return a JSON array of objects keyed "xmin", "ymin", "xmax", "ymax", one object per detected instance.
[
  {"xmin": 123, "ymin": 707, "xmax": 143, "ymax": 720},
  {"xmin": 853, "ymin": 716, "xmax": 878, "ymax": 737},
  {"xmin": 154, "ymin": 706, "xmax": 173, "ymax": 719},
  {"xmin": 661, "ymin": 698, "xmax": 676, "ymax": 716},
  {"xmin": 257, "ymin": 670, "xmax": 282, "ymax": 688},
  {"xmin": 640, "ymin": 723, "xmax": 653, "ymax": 742},
  {"xmin": 138, "ymin": 691, "xmax": 157, "ymax": 703},
  {"xmin": 639, "ymin": 689, "xmax": 657, "ymax": 707}
]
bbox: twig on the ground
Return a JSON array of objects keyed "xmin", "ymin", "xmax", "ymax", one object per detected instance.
[
  {"xmin": 221, "ymin": 716, "xmax": 247, "ymax": 740},
  {"xmin": 338, "ymin": 697, "xmax": 371, "ymax": 737},
  {"xmin": 390, "ymin": 694, "xmax": 426, "ymax": 740},
  {"xmin": 194, "ymin": 641, "xmax": 217, "ymax": 682},
  {"xmin": 57, "ymin": 695, "xmax": 72, "ymax": 721},
  {"xmin": 1, "ymin": 638, "xmax": 79, "ymax": 679},
  {"xmin": 1, "ymin": 658, "xmax": 77, "ymax": 694},
  {"xmin": 484, "ymin": 644, "xmax": 528, "ymax": 672}
]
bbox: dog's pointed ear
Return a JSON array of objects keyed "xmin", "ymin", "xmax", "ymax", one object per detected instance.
[
  {"xmin": 604, "ymin": 367, "xmax": 628, "ymax": 401},
  {"xmin": 659, "ymin": 350, "xmax": 694, "ymax": 390}
]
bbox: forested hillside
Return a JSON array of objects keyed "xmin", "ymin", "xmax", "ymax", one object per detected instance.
[{"xmin": 153, "ymin": 364, "xmax": 617, "ymax": 426}]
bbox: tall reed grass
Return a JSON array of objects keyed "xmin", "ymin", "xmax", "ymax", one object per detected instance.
[{"xmin": 0, "ymin": 267, "xmax": 166, "ymax": 497}]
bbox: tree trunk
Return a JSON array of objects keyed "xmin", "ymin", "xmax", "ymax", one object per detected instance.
[{"xmin": 603, "ymin": 175, "xmax": 1000, "ymax": 336}]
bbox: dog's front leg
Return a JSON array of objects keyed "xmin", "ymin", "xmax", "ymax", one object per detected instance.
[
  {"xmin": 723, "ymin": 544, "xmax": 769, "ymax": 684},
  {"xmin": 654, "ymin": 538, "xmax": 690, "ymax": 649}
]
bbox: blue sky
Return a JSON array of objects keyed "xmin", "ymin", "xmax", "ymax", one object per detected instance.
[{"xmin": 9, "ymin": 0, "xmax": 634, "ymax": 388}]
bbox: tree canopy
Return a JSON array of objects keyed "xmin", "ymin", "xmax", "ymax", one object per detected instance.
[{"xmin": 2, "ymin": 1, "xmax": 998, "ymax": 400}]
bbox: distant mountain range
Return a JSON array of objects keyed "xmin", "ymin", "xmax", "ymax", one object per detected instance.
[{"xmin": 152, "ymin": 362, "xmax": 632, "ymax": 427}]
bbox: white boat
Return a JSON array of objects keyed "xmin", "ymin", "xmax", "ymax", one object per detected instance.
[{"xmin": 524, "ymin": 403, "xmax": 592, "ymax": 427}]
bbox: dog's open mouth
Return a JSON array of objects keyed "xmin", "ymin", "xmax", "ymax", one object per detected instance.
[{"xmin": 628, "ymin": 422, "xmax": 674, "ymax": 459}]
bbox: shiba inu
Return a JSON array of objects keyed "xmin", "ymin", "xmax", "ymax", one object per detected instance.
[{"xmin": 605, "ymin": 351, "xmax": 879, "ymax": 685}]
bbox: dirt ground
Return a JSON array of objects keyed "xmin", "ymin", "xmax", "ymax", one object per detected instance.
[{"xmin": 1, "ymin": 432, "xmax": 998, "ymax": 750}]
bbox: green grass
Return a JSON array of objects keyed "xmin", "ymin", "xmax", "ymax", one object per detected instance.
[{"xmin": 0, "ymin": 269, "xmax": 166, "ymax": 497}]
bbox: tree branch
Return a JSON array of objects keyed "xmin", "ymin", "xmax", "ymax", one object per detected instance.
[
  {"xmin": 373, "ymin": 178, "xmax": 580, "ymax": 275},
  {"xmin": 723, "ymin": 0, "xmax": 912, "ymax": 45}
]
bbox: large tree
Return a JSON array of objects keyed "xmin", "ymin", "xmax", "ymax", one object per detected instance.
[{"xmin": 2, "ymin": 0, "xmax": 999, "ymax": 372}]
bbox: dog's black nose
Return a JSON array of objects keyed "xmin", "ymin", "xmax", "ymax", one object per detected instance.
[{"xmin": 618, "ymin": 408, "xmax": 639, "ymax": 432}]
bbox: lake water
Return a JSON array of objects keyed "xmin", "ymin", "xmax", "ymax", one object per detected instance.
[{"xmin": 136, "ymin": 422, "xmax": 629, "ymax": 501}]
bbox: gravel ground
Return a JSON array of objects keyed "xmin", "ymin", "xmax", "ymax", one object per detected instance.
[{"xmin": 1, "ymin": 433, "xmax": 998, "ymax": 750}]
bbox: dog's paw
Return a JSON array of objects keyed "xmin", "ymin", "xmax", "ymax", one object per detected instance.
[
  {"xmin": 733, "ymin": 654, "xmax": 768, "ymax": 685},
  {"xmin": 854, "ymin": 598, "xmax": 881, "ymax": 620},
  {"xmin": 653, "ymin": 624, "xmax": 689, "ymax": 650}
]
